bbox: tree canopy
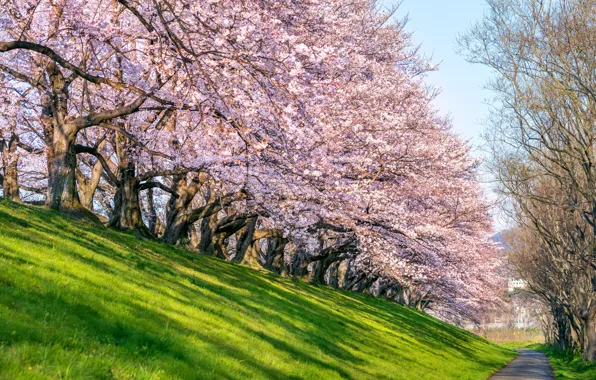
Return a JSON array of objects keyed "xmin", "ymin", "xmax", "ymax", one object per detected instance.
[{"xmin": 0, "ymin": 0, "xmax": 503, "ymax": 323}]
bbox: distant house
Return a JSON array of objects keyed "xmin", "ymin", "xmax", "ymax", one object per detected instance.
[{"xmin": 508, "ymin": 279, "xmax": 526, "ymax": 292}]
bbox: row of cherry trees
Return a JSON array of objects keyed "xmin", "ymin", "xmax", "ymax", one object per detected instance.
[
  {"xmin": 461, "ymin": 0, "xmax": 596, "ymax": 360},
  {"xmin": 0, "ymin": 0, "xmax": 503, "ymax": 323}
]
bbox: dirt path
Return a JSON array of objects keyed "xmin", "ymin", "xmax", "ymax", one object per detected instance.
[{"xmin": 489, "ymin": 350, "xmax": 554, "ymax": 379}]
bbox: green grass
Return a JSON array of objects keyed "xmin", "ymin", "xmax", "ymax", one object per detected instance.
[
  {"xmin": 0, "ymin": 201, "xmax": 515, "ymax": 379},
  {"xmin": 529, "ymin": 344, "xmax": 596, "ymax": 379}
]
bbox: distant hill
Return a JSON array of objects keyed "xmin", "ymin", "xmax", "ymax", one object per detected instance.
[
  {"xmin": 492, "ymin": 231, "xmax": 509, "ymax": 251},
  {"xmin": 0, "ymin": 201, "xmax": 515, "ymax": 379}
]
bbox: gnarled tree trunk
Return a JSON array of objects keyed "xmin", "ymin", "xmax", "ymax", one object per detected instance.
[
  {"xmin": 233, "ymin": 217, "xmax": 258, "ymax": 265},
  {"xmin": 111, "ymin": 162, "xmax": 145, "ymax": 231},
  {"xmin": 76, "ymin": 142, "xmax": 105, "ymax": 211},
  {"xmin": 110, "ymin": 134, "xmax": 145, "ymax": 232},
  {"xmin": 1, "ymin": 135, "xmax": 20, "ymax": 202},
  {"xmin": 582, "ymin": 309, "xmax": 596, "ymax": 361},
  {"xmin": 45, "ymin": 62, "xmax": 80, "ymax": 211},
  {"xmin": 161, "ymin": 174, "xmax": 202, "ymax": 245}
]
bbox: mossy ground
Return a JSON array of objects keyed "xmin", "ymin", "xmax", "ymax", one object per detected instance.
[{"xmin": 0, "ymin": 201, "xmax": 514, "ymax": 379}]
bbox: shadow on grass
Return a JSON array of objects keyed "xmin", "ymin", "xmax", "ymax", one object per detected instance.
[{"xmin": 0, "ymin": 200, "xmax": 512, "ymax": 379}]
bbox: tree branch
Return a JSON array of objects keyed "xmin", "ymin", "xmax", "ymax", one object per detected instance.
[
  {"xmin": 138, "ymin": 181, "xmax": 179, "ymax": 197},
  {"xmin": 74, "ymin": 144, "xmax": 119, "ymax": 185},
  {"xmin": 0, "ymin": 41, "xmax": 169, "ymax": 104}
]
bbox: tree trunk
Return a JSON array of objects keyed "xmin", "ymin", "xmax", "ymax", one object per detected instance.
[
  {"xmin": 582, "ymin": 312, "xmax": 596, "ymax": 361},
  {"xmin": 162, "ymin": 210, "xmax": 191, "ymax": 244},
  {"xmin": 76, "ymin": 141, "xmax": 106, "ymax": 211},
  {"xmin": 281, "ymin": 243, "xmax": 308, "ymax": 276},
  {"xmin": 161, "ymin": 175, "xmax": 201, "ymax": 245},
  {"xmin": 77, "ymin": 163, "xmax": 101, "ymax": 211},
  {"xmin": 109, "ymin": 132, "xmax": 148, "ymax": 233},
  {"xmin": 233, "ymin": 217, "xmax": 258, "ymax": 265},
  {"xmin": 308, "ymin": 237, "xmax": 356, "ymax": 284},
  {"xmin": 47, "ymin": 132, "xmax": 80, "ymax": 210},
  {"xmin": 1, "ymin": 135, "xmax": 20, "ymax": 202},
  {"xmin": 199, "ymin": 213, "xmax": 220, "ymax": 256},
  {"xmin": 111, "ymin": 163, "xmax": 145, "ymax": 232},
  {"xmin": 263, "ymin": 236, "xmax": 288, "ymax": 273},
  {"xmin": 199, "ymin": 210, "xmax": 238, "ymax": 259},
  {"xmin": 144, "ymin": 188, "xmax": 163, "ymax": 236},
  {"xmin": 45, "ymin": 62, "xmax": 81, "ymax": 211},
  {"xmin": 552, "ymin": 304, "xmax": 573, "ymax": 351},
  {"xmin": 189, "ymin": 226, "xmax": 200, "ymax": 249}
]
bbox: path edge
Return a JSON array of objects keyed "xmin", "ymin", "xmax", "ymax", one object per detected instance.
[{"xmin": 488, "ymin": 349, "xmax": 519, "ymax": 379}]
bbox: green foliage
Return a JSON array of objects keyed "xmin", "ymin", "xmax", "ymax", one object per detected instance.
[
  {"xmin": 0, "ymin": 201, "xmax": 515, "ymax": 379},
  {"xmin": 530, "ymin": 344, "xmax": 596, "ymax": 379}
]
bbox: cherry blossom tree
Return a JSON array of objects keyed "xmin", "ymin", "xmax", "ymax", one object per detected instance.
[{"xmin": 0, "ymin": 0, "xmax": 505, "ymax": 322}]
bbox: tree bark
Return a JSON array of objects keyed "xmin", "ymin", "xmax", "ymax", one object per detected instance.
[
  {"xmin": 233, "ymin": 217, "xmax": 258, "ymax": 265},
  {"xmin": 199, "ymin": 213, "xmax": 217, "ymax": 255},
  {"xmin": 161, "ymin": 175, "xmax": 201, "ymax": 245},
  {"xmin": 76, "ymin": 141, "xmax": 106, "ymax": 211},
  {"xmin": 582, "ymin": 310, "xmax": 596, "ymax": 361},
  {"xmin": 109, "ymin": 133, "xmax": 146, "ymax": 232},
  {"xmin": 206, "ymin": 212, "xmax": 251, "ymax": 259},
  {"xmin": 262, "ymin": 235, "xmax": 288, "ymax": 273},
  {"xmin": 110, "ymin": 162, "xmax": 145, "ymax": 231},
  {"xmin": 144, "ymin": 187, "xmax": 163, "ymax": 236},
  {"xmin": 47, "ymin": 129, "xmax": 80, "ymax": 210},
  {"xmin": 308, "ymin": 236, "xmax": 357, "ymax": 284},
  {"xmin": 45, "ymin": 62, "xmax": 80, "ymax": 211},
  {"xmin": 1, "ymin": 135, "xmax": 20, "ymax": 202}
]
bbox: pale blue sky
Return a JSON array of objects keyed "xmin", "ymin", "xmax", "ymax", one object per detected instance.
[
  {"xmin": 383, "ymin": 0, "xmax": 493, "ymax": 150},
  {"xmin": 383, "ymin": 0, "xmax": 508, "ymax": 229}
]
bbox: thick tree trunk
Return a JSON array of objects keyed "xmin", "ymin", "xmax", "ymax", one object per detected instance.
[
  {"xmin": 199, "ymin": 213, "xmax": 221, "ymax": 256},
  {"xmin": 189, "ymin": 226, "xmax": 200, "ymax": 249},
  {"xmin": 1, "ymin": 135, "xmax": 20, "ymax": 202},
  {"xmin": 47, "ymin": 132, "xmax": 80, "ymax": 210},
  {"xmin": 77, "ymin": 164, "xmax": 101, "ymax": 211},
  {"xmin": 109, "ymin": 132, "xmax": 148, "ymax": 233},
  {"xmin": 44, "ymin": 61, "xmax": 82, "ymax": 211},
  {"xmin": 233, "ymin": 217, "xmax": 258, "ymax": 265},
  {"xmin": 280, "ymin": 243, "xmax": 308, "ymax": 276},
  {"xmin": 76, "ymin": 141, "xmax": 106, "ymax": 211},
  {"xmin": 111, "ymin": 163, "xmax": 145, "ymax": 231},
  {"xmin": 312, "ymin": 251, "xmax": 341, "ymax": 284},
  {"xmin": 161, "ymin": 175, "xmax": 201, "ymax": 245},
  {"xmin": 204, "ymin": 212, "xmax": 249, "ymax": 260},
  {"xmin": 335, "ymin": 260, "xmax": 350, "ymax": 289},
  {"xmin": 582, "ymin": 312, "xmax": 596, "ymax": 361},
  {"xmin": 551, "ymin": 304, "xmax": 573, "ymax": 351},
  {"xmin": 145, "ymin": 188, "xmax": 163, "ymax": 236},
  {"xmin": 263, "ymin": 236, "xmax": 288, "ymax": 272},
  {"xmin": 162, "ymin": 211, "xmax": 191, "ymax": 244},
  {"xmin": 308, "ymin": 237, "xmax": 357, "ymax": 284}
]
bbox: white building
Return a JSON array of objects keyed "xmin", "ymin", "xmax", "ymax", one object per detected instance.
[{"xmin": 508, "ymin": 279, "xmax": 526, "ymax": 292}]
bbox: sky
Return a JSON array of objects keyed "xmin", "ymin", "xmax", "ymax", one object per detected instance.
[
  {"xmin": 382, "ymin": 1, "xmax": 510, "ymax": 230},
  {"xmin": 382, "ymin": 0, "xmax": 494, "ymax": 149}
]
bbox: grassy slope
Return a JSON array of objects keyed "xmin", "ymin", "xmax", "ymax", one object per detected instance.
[
  {"xmin": 0, "ymin": 201, "xmax": 515, "ymax": 379},
  {"xmin": 529, "ymin": 344, "xmax": 596, "ymax": 379}
]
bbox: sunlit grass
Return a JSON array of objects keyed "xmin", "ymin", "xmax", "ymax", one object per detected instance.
[
  {"xmin": 0, "ymin": 201, "xmax": 515, "ymax": 379},
  {"xmin": 479, "ymin": 327, "xmax": 544, "ymax": 348}
]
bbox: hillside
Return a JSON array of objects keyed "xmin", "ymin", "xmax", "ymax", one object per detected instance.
[{"xmin": 0, "ymin": 201, "xmax": 515, "ymax": 379}]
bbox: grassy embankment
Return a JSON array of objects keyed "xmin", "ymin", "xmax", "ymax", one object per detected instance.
[{"xmin": 0, "ymin": 201, "xmax": 515, "ymax": 379}]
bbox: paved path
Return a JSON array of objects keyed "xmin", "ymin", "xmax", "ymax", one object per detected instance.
[{"xmin": 489, "ymin": 350, "xmax": 554, "ymax": 379}]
